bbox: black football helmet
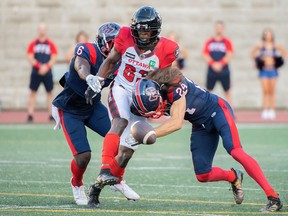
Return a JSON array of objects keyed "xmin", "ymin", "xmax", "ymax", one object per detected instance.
[
  {"xmin": 130, "ymin": 6, "xmax": 162, "ymax": 48},
  {"xmin": 131, "ymin": 79, "xmax": 166, "ymax": 119},
  {"xmin": 96, "ymin": 22, "xmax": 121, "ymax": 57}
]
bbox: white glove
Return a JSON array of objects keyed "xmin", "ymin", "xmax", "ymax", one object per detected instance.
[{"xmin": 86, "ymin": 75, "xmax": 104, "ymax": 93}]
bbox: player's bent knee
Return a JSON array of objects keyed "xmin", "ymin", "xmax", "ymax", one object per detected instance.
[{"xmin": 196, "ymin": 173, "xmax": 210, "ymax": 182}]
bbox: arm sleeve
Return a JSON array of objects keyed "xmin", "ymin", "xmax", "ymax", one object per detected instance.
[
  {"xmin": 48, "ymin": 40, "xmax": 58, "ymax": 55},
  {"xmin": 27, "ymin": 40, "xmax": 36, "ymax": 54},
  {"xmin": 160, "ymin": 41, "xmax": 179, "ymax": 68},
  {"xmin": 74, "ymin": 43, "xmax": 97, "ymax": 65},
  {"xmin": 114, "ymin": 26, "xmax": 129, "ymax": 55},
  {"xmin": 224, "ymin": 38, "xmax": 233, "ymax": 53}
]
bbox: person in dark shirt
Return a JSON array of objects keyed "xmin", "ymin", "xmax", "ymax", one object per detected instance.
[
  {"xmin": 202, "ymin": 21, "xmax": 233, "ymax": 106},
  {"xmin": 130, "ymin": 67, "xmax": 282, "ymax": 213},
  {"xmin": 26, "ymin": 23, "xmax": 58, "ymax": 122},
  {"xmin": 52, "ymin": 22, "xmax": 120, "ymax": 206}
]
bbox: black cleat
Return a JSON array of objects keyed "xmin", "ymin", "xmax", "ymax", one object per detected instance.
[
  {"xmin": 230, "ymin": 168, "xmax": 244, "ymax": 204},
  {"xmin": 260, "ymin": 196, "xmax": 282, "ymax": 212},
  {"xmin": 87, "ymin": 183, "xmax": 102, "ymax": 208},
  {"xmin": 96, "ymin": 169, "xmax": 119, "ymax": 187}
]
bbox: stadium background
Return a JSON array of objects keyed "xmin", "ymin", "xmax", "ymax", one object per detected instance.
[{"xmin": 0, "ymin": 0, "xmax": 288, "ymax": 110}]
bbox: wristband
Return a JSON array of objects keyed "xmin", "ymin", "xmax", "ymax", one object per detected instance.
[
  {"xmin": 219, "ymin": 59, "xmax": 227, "ymax": 66},
  {"xmin": 33, "ymin": 61, "xmax": 40, "ymax": 69},
  {"xmin": 208, "ymin": 60, "xmax": 215, "ymax": 66},
  {"xmin": 46, "ymin": 63, "xmax": 51, "ymax": 70}
]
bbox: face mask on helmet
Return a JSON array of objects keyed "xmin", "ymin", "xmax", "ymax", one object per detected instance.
[
  {"xmin": 130, "ymin": 6, "xmax": 162, "ymax": 48},
  {"xmin": 132, "ymin": 79, "xmax": 166, "ymax": 119},
  {"xmin": 96, "ymin": 22, "xmax": 121, "ymax": 57}
]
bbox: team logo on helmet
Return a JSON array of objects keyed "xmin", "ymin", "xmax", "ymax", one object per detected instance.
[
  {"xmin": 101, "ymin": 23, "xmax": 118, "ymax": 35},
  {"xmin": 145, "ymin": 86, "xmax": 159, "ymax": 102}
]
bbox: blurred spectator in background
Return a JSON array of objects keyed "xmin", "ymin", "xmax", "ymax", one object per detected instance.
[
  {"xmin": 202, "ymin": 21, "xmax": 233, "ymax": 106},
  {"xmin": 167, "ymin": 32, "xmax": 189, "ymax": 70},
  {"xmin": 251, "ymin": 28, "xmax": 286, "ymax": 120},
  {"xmin": 26, "ymin": 23, "xmax": 58, "ymax": 122},
  {"xmin": 65, "ymin": 31, "xmax": 89, "ymax": 63}
]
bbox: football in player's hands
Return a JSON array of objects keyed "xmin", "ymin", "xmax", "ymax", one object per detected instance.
[{"xmin": 131, "ymin": 121, "xmax": 157, "ymax": 144}]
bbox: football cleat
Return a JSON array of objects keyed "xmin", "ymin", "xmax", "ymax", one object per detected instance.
[
  {"xmin": 87, "ymin": 183, "xmax": 102, "ymax": 208},
  {"xmin": 70, "ymin": 179, "xmax": 88, "ymax": 205},
  {"xmin": 260, "ymin": 196, "xmax": 282, "ymax": 212},
  {"xmin": 96, "ymin": 169, "xmax": 119, "ymax": 187},
  {"xmin": 230, "ymin": 168, "xmax": 244, "ymax": 204},
  {"xmin": 110, "ymin": 180, "xmax": 140, "ymax": 200}
]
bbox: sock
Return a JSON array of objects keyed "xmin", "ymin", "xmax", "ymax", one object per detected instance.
[
  {"xmin": 110, "ymin": 158, "xmax": 125, "ymax": 183},
  {"xmin": 101, "ymin": 133, "xmax": 120, "ymax": 170},
  {"xmin": 231, "ymin": 148, "xmax": 278, "ymax": 198},
  {"xmin": 196, "ymin": 167, "xmax": 233, "ymax": 182},
  {"xmin": 70, "ymin": 159, "xmax": 86, "ymax": 186}
]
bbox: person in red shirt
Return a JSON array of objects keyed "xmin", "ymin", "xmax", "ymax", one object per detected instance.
[
  {"xmin": 26, "ymin": 23, "xmax": 58, "ymax": 122},
  {"xmin": 202, "ymin": 21, "xmax": 233, "ymax": 105},
  {"xmin": 86, "ymin": 6, "xmax": 179, "ymax": 208}
]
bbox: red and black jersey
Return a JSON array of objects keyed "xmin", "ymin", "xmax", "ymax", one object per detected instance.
[
  {"xmin": 27, "ymin": 38, "xmax": 58, "ymax": 64},
  {"xmin": 203, "ymin": 37, "xmax": 233, "ymax": 62}
]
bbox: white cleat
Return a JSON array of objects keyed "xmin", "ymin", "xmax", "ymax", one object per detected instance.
[
  {"xmin": 110, "ymin": 180, "xmax": 140, "ymax": 200},
  {"xmin": 71, "ymin": 181, "xmax": 88, "ymax": 205}
]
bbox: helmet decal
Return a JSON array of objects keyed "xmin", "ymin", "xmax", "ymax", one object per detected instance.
[
  {"xmin": 96, "ymin": 22, "xmax": 121, "ymax": 57},
  {"xmin": 132, "ymin": 78, "xmax": 166, "ymax": 119}
]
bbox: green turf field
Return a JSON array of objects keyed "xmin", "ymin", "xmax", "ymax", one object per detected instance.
[{"xmin": 0, "ymin": 123, "xmax": 287, "ymax": 216}]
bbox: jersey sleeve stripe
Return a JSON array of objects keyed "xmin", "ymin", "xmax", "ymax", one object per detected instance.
[{"xmin": 85, "ymin": 43, "xmax": 97, "ymax": 64}]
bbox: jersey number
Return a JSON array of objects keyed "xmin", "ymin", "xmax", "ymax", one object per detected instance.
[
  {"xmin": 76, "ymin": 46, "xmax": 85, "ymax": 55},
  {"xmin": 123, "ymin": 64, "xmax": 146, "ymax": 82}
]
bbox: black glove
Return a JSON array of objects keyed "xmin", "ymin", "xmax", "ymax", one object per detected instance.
[{"xmin": 85, "ymin": 87, "xmax": 98, "ymax": 105}]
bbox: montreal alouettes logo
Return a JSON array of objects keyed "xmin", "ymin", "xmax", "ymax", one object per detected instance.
[
  {"xmin": 101, "ymin": 24, "xmax": 116, "ymax": 35},
  {"xmin": 145, "ymin": 87, "xmax": 159, "ymax": 102}
]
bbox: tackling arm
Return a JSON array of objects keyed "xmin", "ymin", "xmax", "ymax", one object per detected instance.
[
  {"xmin": 97, "ymin": 47, "xmax": 121, "ymax": 79},
  {"xmin": 154, "ymin": 93, "xmax": 186, "ymax": 138}
]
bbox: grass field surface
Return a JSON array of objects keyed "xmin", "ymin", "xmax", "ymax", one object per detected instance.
[{"xmin": 0, "ymin": 123, "xmax": 287, "ymax": 216}]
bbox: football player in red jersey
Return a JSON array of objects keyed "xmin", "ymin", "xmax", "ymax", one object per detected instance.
[{"xmin": 87, "ymin": 6, "xmax": 179, "ymax": 207}]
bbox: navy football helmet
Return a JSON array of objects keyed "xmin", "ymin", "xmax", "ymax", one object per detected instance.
[
  {"xmin": 96, "ymin": 22, "xmax": 121, "ymax": 57},
  {"xmin": 130, "ymin": 6, "xmax": 162, "ymax": 48},
  {"xmin": 131, "ymin": 79, "xmax": 166, "ymax": 119}
]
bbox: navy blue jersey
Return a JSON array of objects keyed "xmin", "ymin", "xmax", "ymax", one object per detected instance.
[
  {"xmin": 53, "ymin": 42, "xmax": 115, "ymax": 115},
  {"xmin": 203, "ymin": 37, "xmax": 233, "ymax": 73},
  {"xmin": 166, "ymin": 78, "xmax": 219, "ymax": 126},
  {"xmin": 27, "ymin": 39, "xmax": 58, "ymax": 74}
]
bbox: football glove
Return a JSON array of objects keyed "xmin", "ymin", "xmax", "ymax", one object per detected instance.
[
  {"xmin": 85, "ymin": 86, "xmax": 98, "ymax": 105},
  {"xmin": 86, "ymin": 75, "xmax": 104, "ymax": 93}
]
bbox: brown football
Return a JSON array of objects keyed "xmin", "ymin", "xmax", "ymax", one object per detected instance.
[{"xmin": 130, "ymin": 121, "xmax": 157, "ymax": 144}]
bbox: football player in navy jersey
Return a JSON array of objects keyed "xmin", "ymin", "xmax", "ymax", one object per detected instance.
[
  {"xmin": 52, "ymin": 22, "xmax": 120, "ymax": 206},
  {"xmin": 130, "ymin": 67, "xmax": 282, "ymax": 212}
]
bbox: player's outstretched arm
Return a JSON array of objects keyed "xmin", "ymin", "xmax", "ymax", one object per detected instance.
[
  {"xmin": 154, "ymin": 93, "xmax": 186, "ymax": 138},
  {"xmin": 97, "ymin": 47, "xmax": 121, "ymax": 79},
  {"xmin": 74, "ymin": 56, "xmax": 91, "ymax": 80}
]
